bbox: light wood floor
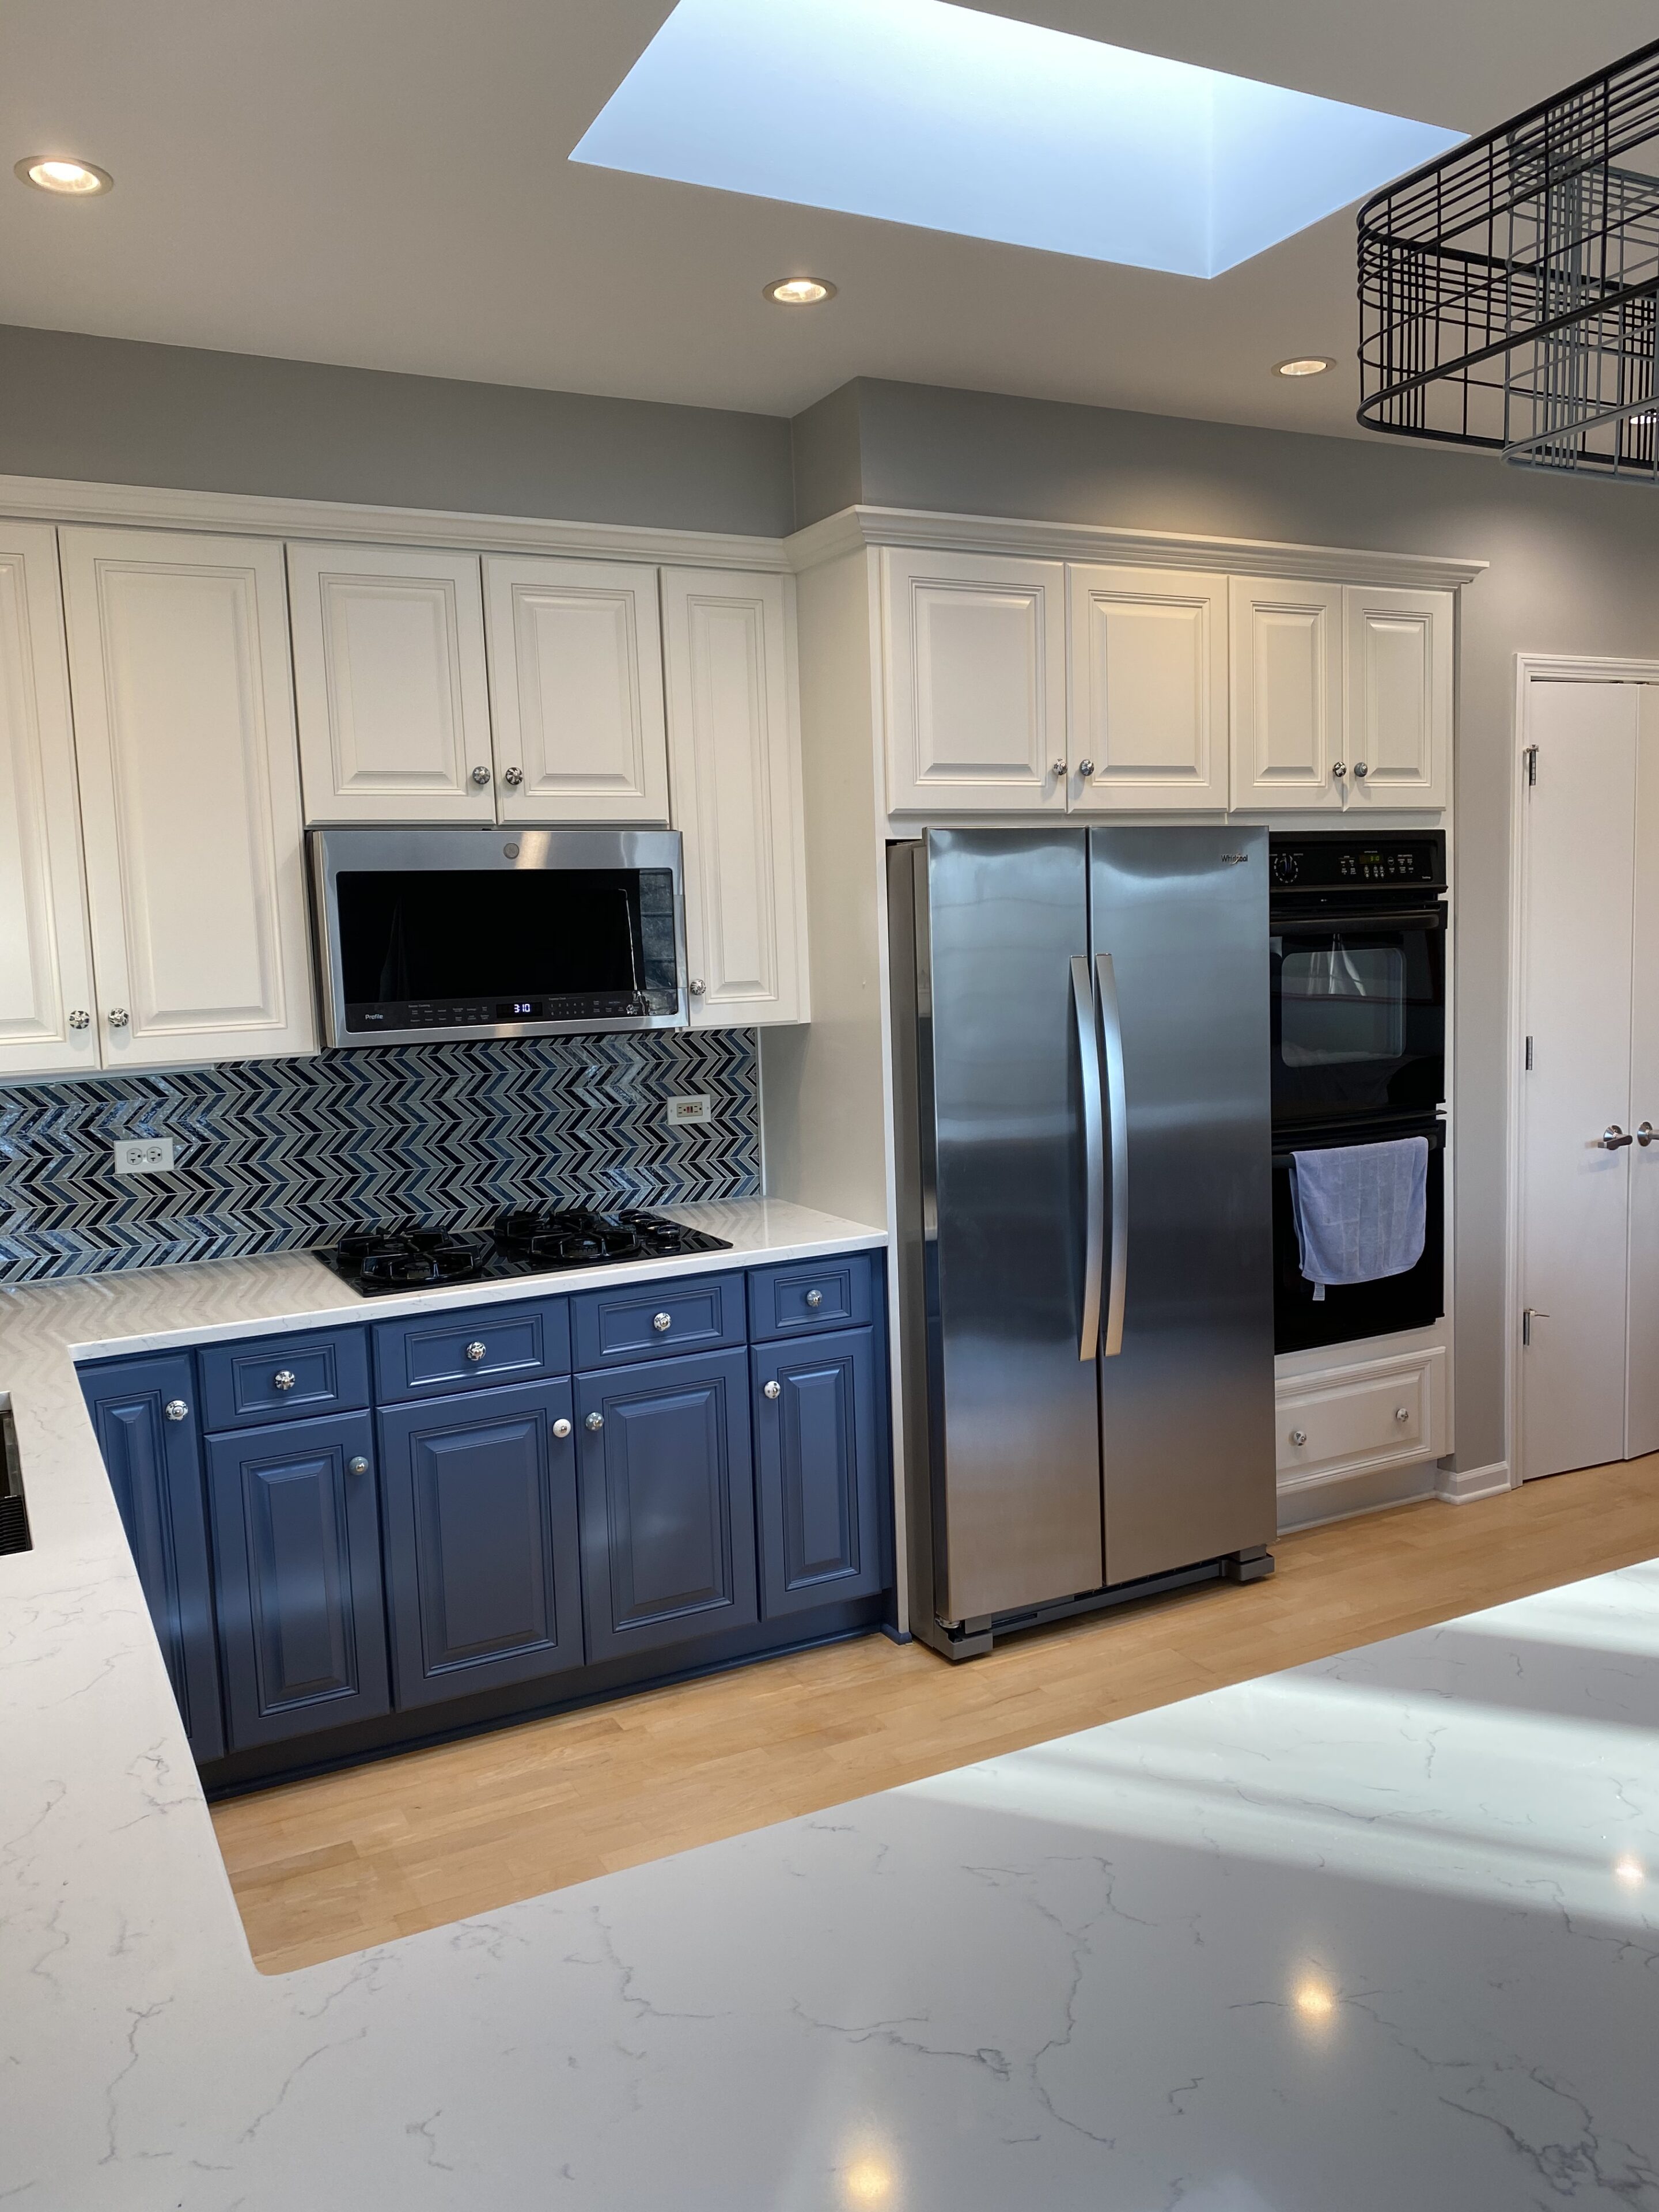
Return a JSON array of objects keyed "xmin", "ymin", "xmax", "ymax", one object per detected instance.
[{"xmin": 215, "ymin": 1456, "xmax": 1659, "ymax": 1974}]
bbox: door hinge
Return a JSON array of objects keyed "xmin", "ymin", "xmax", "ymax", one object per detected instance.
[
  {"xmin": 1524, "ymin": 744, "xmax": 1539, "ymax": 787},
  {"xmin": 1522, "ymin": 1306, "xmax": 1549, "ymax": 1346},
  {"xmin": 1524, "ymin": 1034, "xmax": 1533, "ymax": 1071}
]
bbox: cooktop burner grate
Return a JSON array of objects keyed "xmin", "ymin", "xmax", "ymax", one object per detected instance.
[{"xmin": 317, "ymin": 1207, "xmax": 732, "ymax": 1296}]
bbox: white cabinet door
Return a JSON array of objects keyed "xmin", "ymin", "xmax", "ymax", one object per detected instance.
[
  {"xmin": 0, "ymin": 523, "xmax": 100, "ymax": 1075},
  {"xmin": 287, "ymin": 543, "xmax": 495, "ymax": 823},
  {"xmin": 1229, "ymin": 577, "xmax": 1346, "ymax": 812},
  {"xmin": 60, "ymin": 528, "xmax": 315, "ymax": 1067},
  {"xmin": 882, "ymin": 548, "xmax": 1066, "ymax": 815},
  {"xmin": 1067, "ymin": 565, "xmax": 1228, "ymax": 812},
  {"xmin": 483, "ymin": 557, "xmax": 668, "ymax": 824},
  {"xmin": 663, "ymin": 569, "xmax": 807, "ymax": 1028},
  {"xmin": 1344, "ymin": 584, "xmax": 1452, "ymax": 810}
]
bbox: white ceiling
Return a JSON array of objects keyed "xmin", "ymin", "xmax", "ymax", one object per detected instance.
[{"xmin": 2, "ymin": 0, "xmax": 1654, "ymax": 435}]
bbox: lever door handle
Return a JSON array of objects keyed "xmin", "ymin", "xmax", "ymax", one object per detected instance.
[
  {"xmin": 1639, "ymin": 1122, "xmax": 1656, "ymax": 1147},
  {"xmin": 1601, "ymin": 1125, "xmax": 1635, "ymax": 1149}
]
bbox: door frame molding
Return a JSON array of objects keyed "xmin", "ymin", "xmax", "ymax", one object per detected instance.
[{"xmin": 1506, "ymin": 653, "xmax": 1659, "ymax": 1485}]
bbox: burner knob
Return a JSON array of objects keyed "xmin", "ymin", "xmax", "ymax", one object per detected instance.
[
  {"xmin": 805, "ymin": 1289, "xmax": 823, "ymax": 1309},
  {"xmin": 652, "ymin": 1311, "xmax": 672, "ymax": 1333},
  {"xmin": 585, "ymin": 1411, "xmax": 604, "ymax": 1432},
  {"xmin": 465, "ymin": 1341, "xmax": 487, "ymax": 1362},
  {"xmin": 763, "ymin": 1380, "xmax": 781, "ymax": 1400},
  {"xmin": 273, "ymin": 1370, "xmax": 297, "ymax": 1392},
  {"xmin": 552, "ymin": 1418, "xmax": 572, "ymax": 1440}
]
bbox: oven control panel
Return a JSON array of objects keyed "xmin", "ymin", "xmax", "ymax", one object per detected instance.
[{"xmin": 1268, "ymin": 832, "xmax": 1445, "ymax": 892}]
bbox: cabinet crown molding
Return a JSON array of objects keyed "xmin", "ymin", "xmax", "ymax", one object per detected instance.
[{"xmin": 786, "ymin": 504, "xmax": 1488, "ymax": 593}]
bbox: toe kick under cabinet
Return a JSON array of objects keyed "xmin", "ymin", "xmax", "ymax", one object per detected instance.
[{"xmin": 80, "ymin": 1251, "xmax": 891, "ymax": 1783}]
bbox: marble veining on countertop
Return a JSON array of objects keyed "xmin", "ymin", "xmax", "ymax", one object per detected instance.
[{"xmin": 2, "ymin": 1195, "xmax": 1656, "ymax": 2207}]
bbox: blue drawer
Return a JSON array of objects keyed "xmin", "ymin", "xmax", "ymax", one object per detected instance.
[
  {"xmin": 571, "ymin": 1272, "xmax": 745, "ymax": 1370},
  {"xmin": 374, "ymin": 1298, "xmax": 571, "ymax": 1404},
  {"xmin": 199, "ymin": 1328, "xmax": 370, "ymax": 1432},
  {"xmin": 747, "ymin": 1252, "xmax": 876, "ymax": 1342}
]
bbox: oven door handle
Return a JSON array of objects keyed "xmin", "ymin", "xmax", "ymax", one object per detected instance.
[{"xmin": 1271, "ymin": 905, "xmax": 1446, "ymax": 933}]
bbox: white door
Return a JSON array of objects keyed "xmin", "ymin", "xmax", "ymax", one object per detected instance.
[
  {"xmin": 1229, "ymin": 577, "xmax": 1346, "ymax": 810},
  {"xmin": 60, "ymin": 527, "xmax": 315, "ymax": 1067},
  {"xmin": 1627, "ymin": 688, "xmax": 1659, "ymax": 1458},
  {"xmin": 483, "ymin": 557, "xmax": 668, "ymax": 824},
  {"xmin": 1518, "ymin": 680, "xmax": 1640, "ymax": 1479},
  {"xmin": 662, "ymin": 568, "xmax": 808, "ymax": 1028},
  {"xmin": 0, "ymin": 522, "xmax": 100, "ymax": 1076},
  {"xmin": 287, "ymin": 543, "xmax": 495, "ymax": 823},
  {"xmin": 1344, "ymin": 585, "xmax": 1452, "ymax": 810},
  {"xmin": 1066, "ymin": 566, "xmax": 1228, "ymax": 812},
  {"xmin": 882, "ymin": 548, "xmax": 1066, "ymax": 815}
]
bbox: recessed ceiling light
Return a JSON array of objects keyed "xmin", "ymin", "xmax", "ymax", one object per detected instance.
[
  {"xmin": 763, "ymin": 275, "xmax": 836, "ymax": 305},
  {"xmin": 1275, "ymin": 355, "xmax": 1335, "ymax": 377},
  {"xmin": 15, "ymin": 156, "xmax": 113, "ymax": 196}
]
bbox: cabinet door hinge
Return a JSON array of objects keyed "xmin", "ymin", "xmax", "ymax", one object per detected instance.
[
  {"xmin": 1524, "ymin": 744, "xmax": 1539, "ymax": 787},
  {"xmin": 1524, "ymin": 1034, "xmax": 1533, "ymax": 1071}
]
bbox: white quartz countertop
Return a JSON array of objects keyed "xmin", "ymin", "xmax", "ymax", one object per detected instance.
[{"xmin": 4, "ymin": 1200, "xmax": 1658, "ymax": 2208}]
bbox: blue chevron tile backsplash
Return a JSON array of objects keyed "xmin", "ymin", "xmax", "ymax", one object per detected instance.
[{"xmin": 0, "ymin": 1032, "xmax": 760, "ymax": 1285}]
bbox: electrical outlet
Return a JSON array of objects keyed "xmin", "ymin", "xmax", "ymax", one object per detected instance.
[
  {"xmin": 665, "ymin": 1093, "xmax": 714, "ymax": 1129},
  {"xmin": 112, "ymin": 1138, "xmax": 176, "ymax": 1177}
]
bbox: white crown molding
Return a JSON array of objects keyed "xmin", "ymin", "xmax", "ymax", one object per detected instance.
[
  {"xmin": 0, "ymin": 472, "xmax": 791, "ymax": 571},
  {"xmin": 1513, "ymin": 650, "xmax": 1659, "ymax": 683},
  {"xmin": 786, "ymin": 503, "xmax": 1488, "ymax": 590}
]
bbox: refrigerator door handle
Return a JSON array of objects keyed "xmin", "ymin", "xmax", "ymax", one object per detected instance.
[
  {"xmin": 1070, "ymin": 953, "xmax": 1105, "ymax": 1361},
  {"xmin": 1095, "ymin": 952, "xmax": 1130, "ymax": 1358}
]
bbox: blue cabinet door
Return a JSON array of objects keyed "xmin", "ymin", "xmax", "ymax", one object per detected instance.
[
  {"xmin": 752, "ymin": 1328, "xmax": 886, "ymax": 1618},
  {"xmin": 576, "ymin": 1347, "xmax": 757, "ymax": 1661},
  {"xmin": 378, "ymin": 1379, "xmax": 584, "ymax": 1709},
  {"xmin": 81, "ymin": 1355, "xmax": 224, "ymax": 1762},
  {"xmin": 206, "ymin": 1411, "xmax": 390, "ymax": 1750}
]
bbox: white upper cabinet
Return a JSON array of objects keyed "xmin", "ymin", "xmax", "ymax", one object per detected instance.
[
  {"xmin": 1229, "ymin": 577, "xmax": 1346, "ymax": 812},
  {"xmin": 882, "ymin": 548, "xmax": 1066, "ymax": 815},
  {"xmin": 0, "ymin": 523, "xmax": 99, "ymax": 1077},
  {"xmin": 1067, "ymin": 566, "xmax": 1228, "ymax": 812},
  {"xmin": 483, "ymin": 557, "xmax": 669, "ymax": 824},
  {"xmin": 59, "ymin": 527, "xmax": 315, "ymax": 1067},
  {"xmin": 1343, "ymin": 584, "xmax": 1452, "ymax": 810},
  {"xmin": 663, "ymin": 568, "xmax": 808, "ymax": 1028},
  {"xmin": 287, "ymin": 542, "xmax": 495, "ymax": 823}
]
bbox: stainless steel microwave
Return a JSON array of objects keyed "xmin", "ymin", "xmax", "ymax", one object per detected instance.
[{"xmin": 309, "ymin": 827, "xmax": 687, "ymax": 1047}]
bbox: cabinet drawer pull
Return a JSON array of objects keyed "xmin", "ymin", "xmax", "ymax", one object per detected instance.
[
  {"xmin": 465, "ymin": 1341, "xmax": 487, "ymax": 1362},
  {"xmin": 763, "ymin": 1380, "xmax": 782, "ymax": 1400},
  {"xmin": 347, "ymin": 1456, "xmax": 370, "ymax": 1476},
  {"xmin": 272, "ymin": 1369, "xmax": 297, "ymax": 1393},
  {"xmin": 652, "ymin": 1311, "xmax": 672, "ymax": 1333},
  {"xmin": 1289, "ymin": 1427, "xmax": 1307, "ymax": 1447},
  {"xmin": 552, "ymin": 1417, "xmax": 572, "ymax": 1440},
  {"xmin": 805, "ymin": 1289, "xmax": 823, "ymax": 1309},
  {"xmin": 164, "ymin": 1399, "xmax": 189, "ymax": 1422},
  {"xmin": 586, "ymin": 1411, "xmax": 604, "ymax": 1431},
  {"xmin": 1395, "ymin": 1406, "xmax": 1411, "ymax": 1423}
]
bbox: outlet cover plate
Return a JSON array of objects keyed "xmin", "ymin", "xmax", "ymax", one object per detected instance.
[
  {"xmin": 113, "ymin": 1138, "xmax": 176, "ymax": 1177},
  {"xmin": 665, "ymin": 1093, "xmax": 714, "ymax": 1128}
]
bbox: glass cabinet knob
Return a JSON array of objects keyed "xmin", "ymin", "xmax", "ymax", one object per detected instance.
[
  {"xmin": 469, "ymin": 765, "xmax": 491, "ymax": 786},
  {"xmin": 1394, "ymin": 1406, "xmax": 1411, "ymax": 1423},
  {"xmin": 552, "ymin": 1418, "xmax": 572, "ymax": 1440},
  {"xmin": 1332, "ymin": 762, "xmax": 1347, "ymax": 780},
  {"xmin": 69, "ymin": 1010, "xmax": 90, "ymax": 1031},
  {"xmin": 805, "ymin": 1289, "xmax": 823, "ymax": 1309},
  {"xmin": 272, "ymin": 1369, "xmax": 297, "ymax": 1392},
  {"xmin": 763, "ymin": 1380, "xmax": 781, "ymax": 1400},
  {"xmin": 652, "ymin": 1312, "xmax": 672, "ymax": 1332},
  {"xmin": 107, "ymin": 1008, "xmax": 128, "ymax": 1028},
  {"xmin": 1289, "ymin": 1428, "xmax": 1307, "ymax": 1447},
  {"xmin": 465, "ymin": 1341, "xmax": 487, "ymax": 1361},
  {"xmin": 585, "ymin": 1411, "xmax": 605, "ymax": 1431},
  {"xmin": 1354, "ymin": 761, "xmax": 1370, "ymax": 779},
  {"xmin": 347, "ymin": 1456, "xmax": 370, "ymax": 1476},
  {"xmin": 503, "ymin": 767, "xmax": 525, "ymax": 787},
  {"xmin": 688, "ymin": 979, "xmax": 706, "ymax": 998},
  {"xmin": 1077, "ymin": 758, "xmax": 1096, "ymax": 777},
  {"xmin": 164, "ymin": 1399, "xmax": 188, "ymax": 1422}
]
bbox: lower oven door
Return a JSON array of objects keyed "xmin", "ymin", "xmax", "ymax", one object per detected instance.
[
  {"xmin": 1271, "ymin": 902, "xmax": 1446, "ymax": 1126},
  {"xmin": 1273, "ymin": 1115, "xmax": 1445, "ymax": 1355}
]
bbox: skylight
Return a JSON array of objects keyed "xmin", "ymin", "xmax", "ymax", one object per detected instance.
[{"xmin": 570, "ymin": 0, "xmax": 1465, "ymax": 280}]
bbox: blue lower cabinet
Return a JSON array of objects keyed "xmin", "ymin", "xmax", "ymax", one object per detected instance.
[
  {"xmin": 206, "ymin": 1411, "xmax": 390, "ymax": 1751},
  {"xmin": 752, "ymin": 1328, "xmax": 885, "ymax": 1619},
  {"xmin": 378, "ymin": 1380, "xmax": 584, "ymax": 1708},
  {"xmin": 81, "ymin": 1356, "xmax": 224, "ymax": 1762},
  {"xmin": 576, "ymin": 1347, "xmax": 757, "ymax": 1661}
]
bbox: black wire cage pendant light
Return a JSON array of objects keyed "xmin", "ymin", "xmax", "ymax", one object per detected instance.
[{"xmin": 1358, "ymin": 38, "xmax": 1659, "ymax": 480}]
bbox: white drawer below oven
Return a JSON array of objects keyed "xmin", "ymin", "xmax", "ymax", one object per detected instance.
[{"xmin": 1276, "ymin": 1346, "xmax": 1447, "ymax": 1490}]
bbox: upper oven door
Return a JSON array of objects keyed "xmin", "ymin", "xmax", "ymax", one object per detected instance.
[
  {"xmin": 312, "ymin": 826, "xmax": 687, "ymax": 1046},
  {"xmin": 1270, "ymin": 899, "xmax": 1446, "ymax": 1125}
]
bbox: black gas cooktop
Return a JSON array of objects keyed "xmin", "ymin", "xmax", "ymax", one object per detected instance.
[{"xmin": 317, "ymin": 1206, "xmax": 732, "ymax": 1296}]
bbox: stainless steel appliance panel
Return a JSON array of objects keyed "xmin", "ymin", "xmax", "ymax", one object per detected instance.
[
  {"xmin": 918, "ymin": 829, "xmax": 1104, "ymax": 1620},
  {"xmin": 1089, "ymin": 827, "xmax": 1276, "ymax": 1586}
]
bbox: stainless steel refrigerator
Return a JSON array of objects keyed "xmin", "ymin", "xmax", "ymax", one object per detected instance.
[{"xmin": 889, "ymin": 827, "xmax": 1276, "ymax": 1660}]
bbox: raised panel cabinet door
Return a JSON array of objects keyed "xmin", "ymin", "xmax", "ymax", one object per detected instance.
[
  {"xmin": 1066, "ymin": 566, "xmax": 1229, "ymax": 812},
  {"xmin": 882, "ymin": 548, "xmax": 1067, "ymax": 815},
  {"xmin": 483, "ymin": 556, "xmax": 669, "ymax": 823},
  {"xmin": 662, "ymin": 567, "xmax": 808, "ymax": 1027},
  {"xmin": 1228, "ymin": 576, "xmax": 1346, "ymax": 812},
  {"xmin": 206, "ymin": 1410, "xmax": 389, "ymax": 1749},
  {"xmin": 81, "ymin": 1355, "xmax": 224, "ymax": 1762},
  {"xmin": 0, "ymin": 522, "xmax": 99, "ymax": 1075},
  {"xmin": 575, "ymin": 1347, "xmax": 756, "ymax": 1662},
  {"xmin": 378, "ymin": 1378, "xmax": 584, "ymax": 1708},
  {"xmin": 753, "ymin": 1327, "xmax": 885, "ymax": 1618},
  {"xmin": 1343, "ymin": 585, "xmax": 1452, "ymax": 809},
  {"xmin": 286, "ymin": 542, "xmax": 495, "ymax": 822},
  {"xmin": 59, "ymin": 527, "xmax": 315, "ymax": 1066}
]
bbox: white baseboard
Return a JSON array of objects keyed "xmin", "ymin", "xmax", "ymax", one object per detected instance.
[{"xmin": 1435, "ymin": 1459, "xmax": 1512, "ymax": 1505}]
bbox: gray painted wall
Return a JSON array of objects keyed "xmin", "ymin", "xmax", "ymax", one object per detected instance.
[
  {"xmin": 0, "ymin": 323, "xmax": 793, "ymax": 536},
  {"xmin": 802, "ymin": 377, "xmax": 1659, "ymax": 1475}
]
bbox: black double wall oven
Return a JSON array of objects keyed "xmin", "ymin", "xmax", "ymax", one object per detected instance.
[{"xmin": 1269, "ymin": 832, "xmax": 1448, "ymax": 1353}]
